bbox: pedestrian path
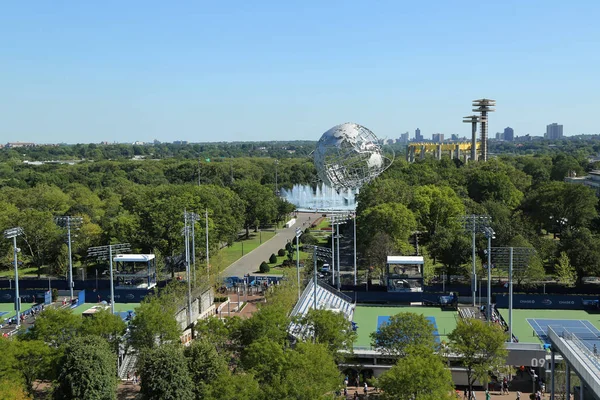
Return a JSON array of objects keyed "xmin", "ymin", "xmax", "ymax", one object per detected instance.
[{"xmin": 223, "ymin": 212, "xmax": 315, "ymax": 277}]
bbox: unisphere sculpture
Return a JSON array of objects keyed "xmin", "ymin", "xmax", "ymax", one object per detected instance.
[{"xmin": 314, "ymin": 122, "xmax": 392, "ymax": 190}]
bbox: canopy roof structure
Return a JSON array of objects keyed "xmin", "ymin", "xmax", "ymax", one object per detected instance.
[
  {"xmin": 387, "ymin": 256, "xmax": 424, "ymax": 265},
  {"xmin": 113, "ymin": 254, "xmax": 155, "ymax": 262}
]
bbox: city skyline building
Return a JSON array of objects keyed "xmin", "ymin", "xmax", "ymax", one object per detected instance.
[
  {"xmin": 545, "ymin": 123, "xmax": 564, "ymax": 140},
  {"xmin": 504, "ymin": 127, "xmax": 514, "ymax": 141},
  {"xmin": 415, "ymin": 128, "xmax": 423, "ymax": 141},
  {"xmin": 432, "ymin": 133, "xmax": 444, "ymax": 142}
]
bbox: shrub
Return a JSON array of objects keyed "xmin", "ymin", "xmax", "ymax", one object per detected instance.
[
  {"xmin": 282, "ymin": 259, "xmax": 292, "ymax": 267},
  {"xmin": 260, "ymin": 262, "xmax": 270, "ymax": 273},
  {"xmin": 52, "ymin": 288, "xmax": 58, "ymax": 302},
  {"xmin": 269, "ymin": 253, "xmax": 277, "ymax": 264},
  {"xmin": 300, "ymin": 233, "xmax": 318, "ymax": 245},
  {"xmin": 278, "ymin": 248, "xmax": 286, "ymax": 257}
]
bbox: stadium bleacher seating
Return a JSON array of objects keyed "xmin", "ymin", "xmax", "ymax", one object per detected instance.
[{"xmin": 288, "ymin": 280, "xmax": 355, "ymax": 339}]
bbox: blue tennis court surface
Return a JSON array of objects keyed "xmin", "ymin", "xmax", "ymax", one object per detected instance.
[
  {"xmin": 116, "ymin": 311, "xmax": 135, "ymax": 321},
  {"xmin": 377, "ymin": 316, "xmax": 440, "ymax": 343},
  {"xmin": 528, "ymin": 318, "xmax": 600, "ymax": 350},
  {"xmin": 0, "ymin": 312, "xmax": 8, "ymax": 317}
]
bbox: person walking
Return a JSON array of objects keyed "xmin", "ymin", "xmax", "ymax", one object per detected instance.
[
  {"xmin": 464, "ymin": 389, "xmax": 469, "ymax": 399},
  {"xmin": 516, "ymin": 390, "xmax": 521, "ymax": 399},
  {"xmin": 485, "ymin": 389, "xmax": 490, "ymax": 400}
]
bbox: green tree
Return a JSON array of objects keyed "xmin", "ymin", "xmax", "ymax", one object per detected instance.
[
  {"xmin": 0, "ymin": 380, "xmax": 31, "ymax": 400},
  {"xmin": 378, "ymin": 346, "xmax": 455, "ymax": 400},
  {"xmin": 239, "ymin": 302, "xmax": 289, "ymax": 346},
  {"xmin": 560, "ymin": 228, "xmax": 600, "ymax": 282},
  {"xmin": 299, "ymin": 309, "xmax": 357, "ymax": 357},
  {"xmin": 277, "ymin": 343, "xmax": 342, "ymax": 400},
  {"xmin": 26, "ymin": 308, "xmax": 82, "ymax": 347},
  {"xmin": 522, "ymin": 182, "xmax": 598, "ymax": 233},
  {"xmin": 554, "ymin": 251, "xmax": 577, "ymax": 287},
  {"xmin": 129, "ymin": 297, "xmax": 181, "ymax": 350},
  {"xmin": 449, "ymin": 319, "xmax": 508, "ymax": 399},
  {"xmin": 80, "ymin": 309, "xmax": 127, "ymax": 353},
  {"xmin": 184, "ymin": 338, "xmax": 229, "ymax": 399},
  {"xmin": 205, "ymin": 372, "xmax": 260, "ymax": 400},
  {"xmin": 370, "ymin": 312, "xmax": 436, "ymax": 356},
  {"xmin": 13, "ymin": 339, "xmax": 57, "ymax": 395},
  {"xmin": 507, "ymin": 235, "xmax": 546, "ymax": 286},
  {"xmin": 233, "ymin": 180, "xmax": 278, "ymax": 237},
  {"xmin": 138, "ymin": 344, "xmax": 194, "ymax": 400},
  {"xmin": 359, "ymin": 203, "xmax": 417, "ymax": 253},
  {"xmin": 466, "ymin": 169, "xmax": 523, "ymax": 208},
  {"xmin": 409, "ymin": 185, "xmax": 464, "ymax": 236},
  {"xmin": 53, "ymin": 336, "xmax": 117, "ymax": 400}
]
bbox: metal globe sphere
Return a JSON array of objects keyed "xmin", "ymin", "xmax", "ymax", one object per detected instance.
[{"xmin": 313, "ymin": 122, "xmax": 391, "ymax": 190}]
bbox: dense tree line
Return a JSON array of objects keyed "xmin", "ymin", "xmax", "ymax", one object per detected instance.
[
  {"xmin": 356, "ymin": 153, "xmax": 600, "ymax": 285},
  {"xmin": 0, "ymin": 157, "xmax": 304, "ymax": 276},
  {"xmin": 0, "ymin": 141, "xmax": 317, "ymax": 162}
]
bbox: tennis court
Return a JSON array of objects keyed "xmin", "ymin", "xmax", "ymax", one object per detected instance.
[
  {"xmin": 353, "ymin": 306, "xmax": 457, "ymax": 348},
  {"xmin": 528, "ymin": 318, "xmax": 600, "ymax": 350},
  {"xmin": 498, "ymin": 309, "xmax": 600, "ymax": 345}
]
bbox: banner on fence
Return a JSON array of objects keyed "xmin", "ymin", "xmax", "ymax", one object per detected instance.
[{"xmin": 495, "ymin": 294, "xmax": 599, "ymax": 309}]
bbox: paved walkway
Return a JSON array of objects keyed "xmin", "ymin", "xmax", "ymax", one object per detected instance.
[{"xmin": 223, "ymin": 212, "xmax": 316, "ymax": 277}]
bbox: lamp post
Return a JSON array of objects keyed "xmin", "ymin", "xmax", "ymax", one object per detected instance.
[
  {"xmin": 353, "ymin": 212, "xmax": 357, "ymax": 286},
  {"xmin": 491, "ymin": 247, "xmax": 536, "ymax": 342},
  {"xmin": 460, "ymin": 215, "xmax": 491, "ymax": 307},
  {"xmin": 55, "ymin": 216, "xmax": 83, "ymax": 300},
  {"xmin": 4, "ymin": 227, "xmax": 24, "ymax": 327},
  {"xmin": 274, "ymin": 159, "xmax": 279, "ymax": 196},
  {"xmin": 306, "ymin": 245, "xmax": 332, "ymax": 309},
  {"xmin": 87, "ymin": 243, "xmax": 130, "ymax": 315},
  {"xmin": 295, "ymin": 228, "xmax": 302, "ymax": 298},
  {"xmin": 483, "ymin": 227, "xmax": 495, "ymax": 321},
  {"xmin": 205, "ymin": 209, "xmax": 210, "ymax": 280}
]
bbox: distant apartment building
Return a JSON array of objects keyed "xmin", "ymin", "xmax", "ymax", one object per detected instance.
[
  {"xmin": 6, "ymin": 142, "xmax": 36, "ymax": 148},
  {"xmin": 504, "ymin": 127, "xmax": 514, "ymax": 141},
  {"xmin": 432, "ymin": 133, "xmax": 444, "ymax": 143},
  {"xmin": 400, "ymin": 132, "xmax": 409, "ymax": 143},
  {"xmin": 415, "ymin": 128, "xmax": 423, "ymax": 141},
  {"xmin": 451, "ymin": 134, "xmax": 459, "ymax": 141},
  {"xmin": 545, "ymin": 123, "xmax": 564, "ymax": 140},
  {"xmin": 495, "ymin": 132, "xmax": 504, "ymax": 140}
]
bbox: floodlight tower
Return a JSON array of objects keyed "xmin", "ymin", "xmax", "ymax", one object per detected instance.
[
  {"xmin": 4, "ymin": 227, "xmax": 24, "ymax": 326},
  {"xmin": 462, "ymin": 115, "xmax": 480, "ymax": 162},
  {"xmin": 472, "ymin": 99, "xmax": 496, "ymax": 162},
  {"xmin": 87, "ymin": 243, "xmax": 130, "ymax": 315},
  {"xmin": 55, "ymin": 216, "xmax": 83, "ymax": 300}
]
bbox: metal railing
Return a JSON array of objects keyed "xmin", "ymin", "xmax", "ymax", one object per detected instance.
[{"xmin": 553, "ymin": 327, "xmax": 600, "ymax": 377}]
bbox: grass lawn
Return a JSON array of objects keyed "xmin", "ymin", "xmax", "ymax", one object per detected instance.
[
  {"xmin": 498, "ymin": 308, "xmax": 600, "ymax": 344},
  {"xmin": 0, "ymin": 303, "xmax": 16, "ymax": 320},
  {"xmin": 215, "ymin": 231, "xmax": 276, "ymax": 271},
  {"xmin": 0, "ymin": 267, "xmax": 39, "ymax": 278},
  {"xmin": 352, "ymin": 305, "xmax": 458, "ymax": 349}
]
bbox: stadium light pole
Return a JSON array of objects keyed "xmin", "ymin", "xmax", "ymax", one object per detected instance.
[
  {"xmin": 87, "ymin": 243, "xmax": 130, "ymax": 315},
  {"xmin": 353, "ymin": 212, "xmax": 357, "ymax": 286},
  {"xmin": 483, "ymin": 227, "xmax": 495, "ymax": 321},
  {"xmin": 295, "ymin": 228, "xmax": 302, "ymax": 299},
  {"xmin": 205, "ymin": 209, "xmax": 210, "ymax": 281},
  {"xmin": 491, "ymin": 246, "xmax": 535, "ymax": 342},
  {"xmin": 183, "ymin": 211, "xmax": 192, "ymax": 326},
  {"xmin": 336, "ymin": 221, "xmax": 341, "ymax": 290},
  {"xmin": 329, "ymin": 215, "xmax": 336, "ymax": 286},
  {"xmin": 4, "ymin": 227, "xmax": 23, "ymax": 327},
  {"xmin": 460, "ymin": 215, "xmax": 491, "ymax": 307},
  {"xmin": 55, "ymin": 216, "xmax": 83, "ymax": 300}
]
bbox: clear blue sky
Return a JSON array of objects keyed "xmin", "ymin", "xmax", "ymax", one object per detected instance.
[{"xmin": 1, "ymin": 1, "xmax": 599, "ymax": 144}]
